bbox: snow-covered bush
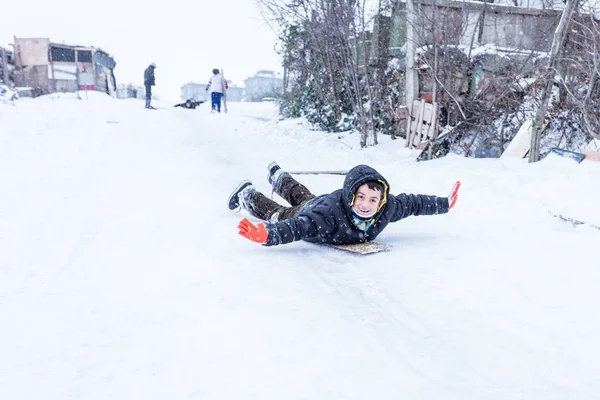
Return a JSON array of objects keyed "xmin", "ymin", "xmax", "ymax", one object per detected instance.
[{"xmin": 0, "ymin": 84, "xmax": 18, "ymax": 103}]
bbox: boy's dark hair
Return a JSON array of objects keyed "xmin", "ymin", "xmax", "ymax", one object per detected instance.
[
  {"xmin": 360, "ymin": 181, "xmax": 384, "ymax": 196},
  {"xmin": 212, "ymin": 68, "xmax": 220, "ymax": 74},
  {"xmin": 367, "ymin": 181, "xmax": 384, "ymax": 194}
]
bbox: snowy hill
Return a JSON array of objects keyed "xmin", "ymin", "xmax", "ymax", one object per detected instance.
[{"xmin": 1, "ymin": 93, "xmax": 599, "ymax": 399}]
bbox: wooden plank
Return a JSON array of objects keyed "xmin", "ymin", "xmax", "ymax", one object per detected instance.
[
  {"xmin": 412, "ymin": 100, "xmax": 438, "ymax": 147},
  {"xmin": 502, "ymin": 119, "xmax": 532, "ymax": 158},
  {"xmin": 426, "ymin": 102, "xmax": 439, "ymax": 141},
  {"xmin": 405, "ymin": 100, "xmax": 420, "ymax": 147},
  {"xmin": 404, "ymin": 104, "xmax": 413, "ymax": 147},
  {"xmin": 419, "ymin": 102, "xmax": 434, "ymax": 143},
  {"xmin": 411, "ymin": 100, "xmax": 421, "ymax": 136},
  {"xmin": 320, "ymin": 241, "xmax": 392, "ymax": 255},
  {"xmin": 412, "ymin": 100, "xmax": 426, "ymax": 147}
]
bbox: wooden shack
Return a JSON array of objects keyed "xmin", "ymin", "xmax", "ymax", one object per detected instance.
[{"xmin": 12, "ymin": 37, "xmax": 116, "ymax": 96}]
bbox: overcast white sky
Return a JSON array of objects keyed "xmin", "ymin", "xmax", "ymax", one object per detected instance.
[{"xmin": 1, "ymin": 0, "xmax": 282, "ymax": 101}]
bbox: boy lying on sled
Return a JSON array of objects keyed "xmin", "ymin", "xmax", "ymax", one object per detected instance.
[{"xmin": 228, "ymin": 162, "xmax": 460, "ymax": 247}]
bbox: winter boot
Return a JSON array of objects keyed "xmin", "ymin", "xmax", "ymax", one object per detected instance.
[
  {"xmin": 228, "ymin": 180, "xmax": 254, "ymax": 212},
  {"xmin": 266, "ymin": 162, "xmax": 316, "ymax": 208},
  {"xmin": 267, "ymin": 161, "xmax": 281, "ymax": 185}
]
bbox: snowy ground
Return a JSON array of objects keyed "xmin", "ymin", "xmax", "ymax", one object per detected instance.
[{"xmin": 1, "ymin": 93, "xmax": 599, "ymax": 399}]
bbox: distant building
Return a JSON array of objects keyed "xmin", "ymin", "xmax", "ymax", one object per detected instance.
[
  {"xmin": 116, "ymin": 83, "xmax": 145, "ymax": 100},
  {"xmin": 243, "ymin": 70, "xmax": 283, "ymax": 102},
  {"xmin": 226, "ymin": 85, "xmax": 244, "ymax": 102},
  {"xmin": 11, "ymin": 37, "xmax": 117, "ymax": 96},
  {"xmin": 181, "ymin": 82, "xmax": 209, "ymax": 102},
  {"xmin": 181, "ymin": 81, "xmax": 244, "ymax": 102}
]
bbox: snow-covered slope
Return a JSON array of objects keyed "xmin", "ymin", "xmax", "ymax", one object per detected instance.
[{"xmin": 1, "ymin": 93, "xmax": 598, "ymax": 399}]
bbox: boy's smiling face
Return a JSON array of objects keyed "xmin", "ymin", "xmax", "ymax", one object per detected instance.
[{"xmin": 352, "ymin": 183, "xmax": 382, "ymax": 218}]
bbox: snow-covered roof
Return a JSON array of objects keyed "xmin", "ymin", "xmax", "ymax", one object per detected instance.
[
  {"xmin": 416, "ymin": 43, "xmax": 548, "ymax": 63},
  {"xmin": 48, "ymin": 41, "xmax": 112, "ymax": 56},
  {"xmin": 408, "ymin": 0, "xmax": 566, "ymax": 12}
]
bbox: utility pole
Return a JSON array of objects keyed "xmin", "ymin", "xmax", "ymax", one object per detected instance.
[{"xmin": 404, "ymin": 0, "xmax": 419, "ymax": 147}]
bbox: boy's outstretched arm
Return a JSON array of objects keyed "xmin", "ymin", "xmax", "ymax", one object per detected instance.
[
  {"xmin": 391, "ymin": 181, "xmax": 461, "ymax": 221},
  {"xmin": 238, "ymin": 214, "xmax": 322, "ymax": 246}
]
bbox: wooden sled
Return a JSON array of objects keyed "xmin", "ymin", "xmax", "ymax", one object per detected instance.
[{"xmin": 319, "ymin": 241, "xmax": 392, "ymax": 255}]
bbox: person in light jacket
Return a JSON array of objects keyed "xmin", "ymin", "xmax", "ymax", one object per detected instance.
[{"xmin": 205, "ymin": 68, "xmax": 228, "ymax": 113}]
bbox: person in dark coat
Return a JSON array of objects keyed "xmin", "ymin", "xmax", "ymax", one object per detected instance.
[
  {"xmin": 174, "ymin": 99, "xmax": 204, "ymax": 109},
  {"xmin": 228, "ymin": 162, "xmax": 460, "ymax": 246},
  {"xmin": 143, "ymin": 63, "xmax": 156, "ymax": 109}
]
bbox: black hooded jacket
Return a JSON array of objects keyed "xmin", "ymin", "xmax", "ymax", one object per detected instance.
[
  {"xmin": 264, "ymin": 164, "xmax": 449, "ymax": 246},
  {"xmin": 144, "ymin": 66, "xmax": 155, "ymax": 86}
]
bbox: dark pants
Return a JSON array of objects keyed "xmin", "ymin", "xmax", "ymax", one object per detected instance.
[
  {"xmin": 211, "ymin": 92, "xmax": 223, "ymax": 112},
  {"xmin": 247, "ymin": 173, "xmax": 316, "ymax": 222},
  {"xmin": 145, "ymin": 84, "xmax": 152, "ymax": 107}
]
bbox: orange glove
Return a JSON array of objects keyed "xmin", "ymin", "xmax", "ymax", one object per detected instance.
[
  {"xmin": 238, "ymin": 218, "xmax": 269, "ymax": 244},
  {"xmin": 448, "ymin": 181, "xmax": 461, "ymax": 210}
]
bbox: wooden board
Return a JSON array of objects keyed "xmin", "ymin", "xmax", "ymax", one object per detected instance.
[
  {"xmin": 320, "ymin": 241, "xmax": 392, "ymax": 255},
  {"xmin": 502, "ymin": 119, "xmax": 532, "ymax": 158},
  {"xmin": 406, "ymin": 99, "xmax": 439, "ymax": 148},
  {"xmin": 221, "ymin": 69, "xmax": 228, "ymax": 113}
]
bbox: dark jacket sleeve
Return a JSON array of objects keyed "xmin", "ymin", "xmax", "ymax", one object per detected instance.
[
  {"xmin": 390, "ymin": 194, "xmax": 449, "ymax": 222},
  {"xmin": 263, "ymin": 216, "xmax": 316, "ymax": 246},
  {"xmin": 263, "ymin": 210, "xmax": 337, "ymax": 246}
]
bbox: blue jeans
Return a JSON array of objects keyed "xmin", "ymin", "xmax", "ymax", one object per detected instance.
[
  {"xmin": 211, "ymin": 92, "xmax": 223, "ymax": 112},
  {"xmin": 145, "ymin": 84, "xmax": 152, "ymax": 107}
]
